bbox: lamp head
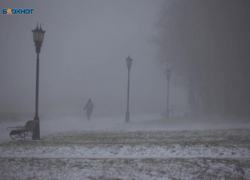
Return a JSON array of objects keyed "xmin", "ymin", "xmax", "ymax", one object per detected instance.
[
  {"xmin": 32, "ymin": 23, "xmax": 46, "ymax": 52},
  {"xmin": 126, "ymin": 55, "xmax": 133, "ymax": 70}
]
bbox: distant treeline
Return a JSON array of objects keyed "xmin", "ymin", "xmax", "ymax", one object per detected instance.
[{"xmin": 155, "ymin": 0, "xmax": 250, "ymax": 117}]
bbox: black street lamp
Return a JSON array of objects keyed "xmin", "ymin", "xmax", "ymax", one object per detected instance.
[
  {"xmin": 166, "ymin": 68, "xmax": 171, "ymax": 118},
  {"xmin": 32, "ymin": 23, "xmax": 45, "ymax": 140},
  {"xmin": 125, "ymin": 55, "xmax": 133, "ymax": 123}
]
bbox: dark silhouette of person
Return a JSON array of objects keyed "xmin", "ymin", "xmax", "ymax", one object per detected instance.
[{"xmin": 84, "ymin": 98, "xmax": 94, "ymax": 121}]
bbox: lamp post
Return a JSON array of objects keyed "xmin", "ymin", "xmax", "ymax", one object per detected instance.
[
  {"xmin": 32, "ymin": 23, "xmax": 45, "ymax": 140},
  {"xmin": 166, "ymin": 68, "xmax": 171, "ymax": 118},
  {"xmin": 125, "ymin": 55, "xmax": 132, "ymax": 123}
]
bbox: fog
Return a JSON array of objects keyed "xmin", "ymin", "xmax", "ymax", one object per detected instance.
[
  {"xmin": 1, "ymin": 0, "xmax": 250, "ymax": 120},
  {"xmin": 1, "ymin": 2, "xmax": 250, "ymax": 179},
  {"xmin": 0, "ymin": 0, "xmax": 187, "ymax": 117}
]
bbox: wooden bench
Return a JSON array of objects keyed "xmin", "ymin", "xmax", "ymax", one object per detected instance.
[{"xmin": 7, "ymin": 120, "xmax": 39, "ymax": 141}]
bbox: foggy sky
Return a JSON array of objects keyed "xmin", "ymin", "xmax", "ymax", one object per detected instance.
[{"xmin": 0, "ymin": 0, "xmax": 187, "ymax": 116}]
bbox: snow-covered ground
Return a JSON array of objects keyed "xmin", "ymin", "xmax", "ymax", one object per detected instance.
[
  {"xmin": 2, "ymin": 129, "xmax": 250, "ymax": 159},
  {"xmin": 1, "ymin": 114, "xmax": 250, "ymax": 179},
  {"xmin": 1, "ymin": 157, "xmax": 250, "ymax": 179}
]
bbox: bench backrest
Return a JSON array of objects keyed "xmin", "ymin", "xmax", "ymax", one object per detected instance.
[{"xmin": 24, "ymin": 120, "xmax": 38, "ymax": 131}]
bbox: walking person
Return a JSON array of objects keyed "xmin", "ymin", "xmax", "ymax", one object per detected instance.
[{"xmin": 83, "ymin": 98, "xmax": 94, "ymax": 121}]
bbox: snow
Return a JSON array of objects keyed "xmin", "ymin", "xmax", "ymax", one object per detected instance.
[
  {"xmin": 1, "ymin": 157, "xmax": 250, "ymax": 179},
  {"xmin": 1, "ymin": 113, "xmax": 250, "ymax": 179}
]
